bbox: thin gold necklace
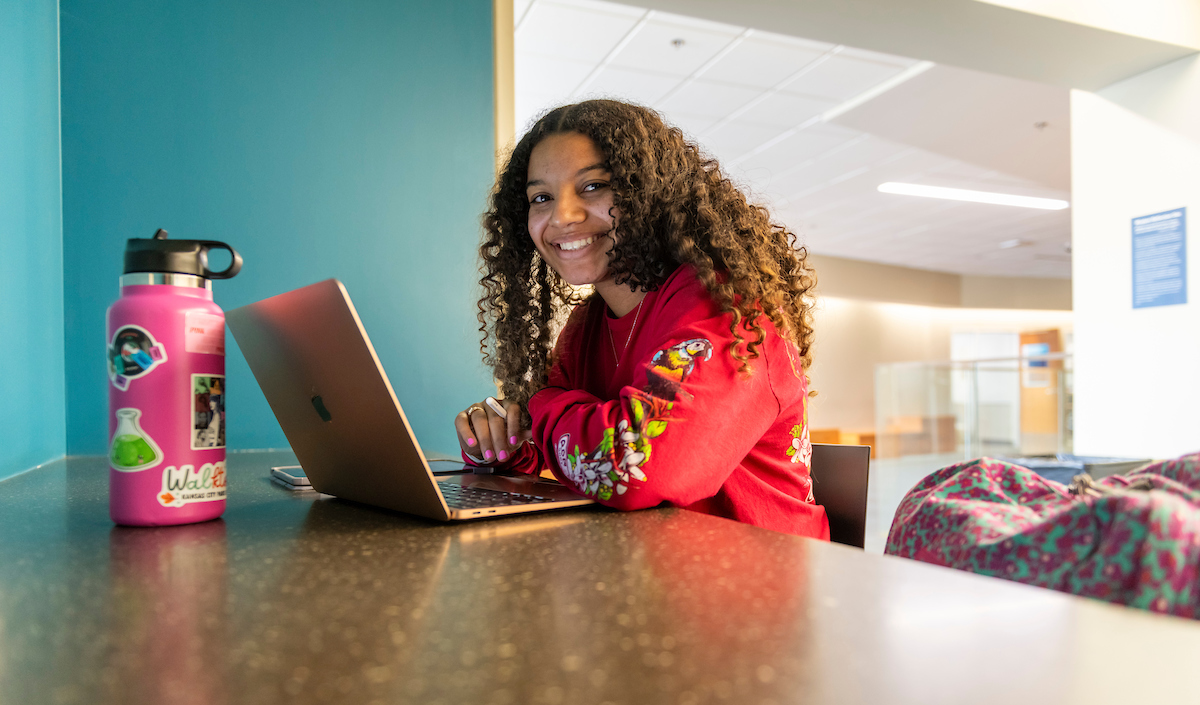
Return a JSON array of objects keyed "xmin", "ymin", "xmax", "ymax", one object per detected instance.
[{"xmin": 608, "ymin": 297, "xmax": 645, "ymax": 365}]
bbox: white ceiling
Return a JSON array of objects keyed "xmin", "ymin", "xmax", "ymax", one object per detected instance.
[{"xmin": 513, "ymin": 0, "xmax": 1074, "ymax": 279}]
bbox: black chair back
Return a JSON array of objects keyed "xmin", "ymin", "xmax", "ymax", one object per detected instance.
[{"xmin": 809, "ymin": 443, "xmax": 871, "ymax": 548}]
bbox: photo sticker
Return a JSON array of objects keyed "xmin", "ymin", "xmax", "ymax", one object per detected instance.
[
  {"xmin": 192, "ymin": 374, "xmax": 226, "ymax": 450},
  {"xmin": 108, "ymin": 325, "xmax": 167, "ymax": 390}
]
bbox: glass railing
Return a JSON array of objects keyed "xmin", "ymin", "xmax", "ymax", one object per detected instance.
[
  {"xmin": 874, "ymin": 352, "xmax": 1073, "ymax": 461},
  {"xmin": 864, "ymin": 353, "xmax": 1073, "ymax": 551}
]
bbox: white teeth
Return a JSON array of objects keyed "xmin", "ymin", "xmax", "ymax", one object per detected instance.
[{"xmin": 558, "ymin": 236, "xmax": 596, "ymax": 252}]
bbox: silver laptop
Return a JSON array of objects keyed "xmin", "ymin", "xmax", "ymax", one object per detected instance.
[{"xmin": 226, "ymin": 279, "xmax": 594, "ymax": 521}]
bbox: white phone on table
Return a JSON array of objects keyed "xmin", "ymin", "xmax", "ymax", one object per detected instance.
[{"xmin": 270, "ymin": 465, "xmax": 313, "ymax": 490}]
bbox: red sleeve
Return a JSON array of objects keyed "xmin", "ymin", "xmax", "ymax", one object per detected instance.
[{"xmin": 529, "ymin": 294, "xmax": 782, "ymax": 510}]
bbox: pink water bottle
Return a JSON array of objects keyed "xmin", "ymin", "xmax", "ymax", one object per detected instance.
[{"xmin": 107, "ymin": 229, "xmax": 243, "ymax": 526}]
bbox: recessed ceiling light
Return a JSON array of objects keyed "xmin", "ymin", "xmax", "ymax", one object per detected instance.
[{"xmin": 878, "ymin": 182, "xmax": 1070, "ymax": 210}]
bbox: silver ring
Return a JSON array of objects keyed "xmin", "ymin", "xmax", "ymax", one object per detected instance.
[{"xmin": 467, "ymin": 405, "xmax": 486, "ymax": 416}]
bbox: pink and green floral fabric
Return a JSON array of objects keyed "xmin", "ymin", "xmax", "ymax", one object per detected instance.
[{"xmin": 886, "ymin": 452, "xmax": 1200, "ymax": 618}]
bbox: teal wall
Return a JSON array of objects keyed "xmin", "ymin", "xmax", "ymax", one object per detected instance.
[
  {"xmin": 0, "ymin": 0, "xmax": 65, "ymax": 480},
  {"xmin": 61, "ymin": 0, "xmax": 497, "ymax": 456}
]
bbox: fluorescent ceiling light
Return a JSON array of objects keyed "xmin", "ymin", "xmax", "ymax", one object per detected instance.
[{"xmin": 878, "ymin": 182, "xmax": 1070, "ymax": 210}]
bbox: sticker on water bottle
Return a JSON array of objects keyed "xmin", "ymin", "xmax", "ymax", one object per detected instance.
[
  {"xmin": 185, "ymin": 312, "xmax": 225, "ymax": 355},
  {"xmin": 191, "ymin": 374, "xmax": 226, "ymax": 450},
  {"xmin": 109, "ymin": 407, "xmax": 164, "ymax": 472},
  {"xmin": 157, "ymin": 461, "xmax": 227, "ymax": 507},
  {"xmin": 108, "ymin": 326, "xmax": 168, "ymax": 391}
]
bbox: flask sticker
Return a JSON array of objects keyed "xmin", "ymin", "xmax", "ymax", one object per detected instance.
[
  {"xmin": 108, "ymin": 325, "xmax": 167, "ymax": 390},
  {"xmin": 192, "ymin": 375, "xmax": 226, "ymax": 450},
  {"xmin": 185, "ymin": 312, "xmax": 225, "ymax": 355},
  {"xmin": 109, "ymin": 408, "xmax": 164, "ymax": 472},
  {"xmin": 157, "ymin": 461, "xmax": 227, "ymax": 507}
]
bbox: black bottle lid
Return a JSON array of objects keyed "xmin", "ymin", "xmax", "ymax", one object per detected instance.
[{"xmin": 123, "ymin": 229, "xmax": 243, "ymax": 279}]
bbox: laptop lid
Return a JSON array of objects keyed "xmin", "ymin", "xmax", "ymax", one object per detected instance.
[
  {"xmin": 226, "ymin": 279, "xmax": 592, "ymax": 521},
  {"xmin": 228, "ymin": 279, "xmax": 452, "ymax": 519}
]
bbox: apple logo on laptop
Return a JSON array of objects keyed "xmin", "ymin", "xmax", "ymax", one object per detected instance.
[{"xmin": 311, "ymin": 395, "xmax": 333, "ymax": 422}]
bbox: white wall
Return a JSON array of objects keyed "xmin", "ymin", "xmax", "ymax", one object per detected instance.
[
  {"xmin": 1071, "ymin": 54, "xmax": 1200, "ymax": 458},
  {"xmin": 810, "ymin": 253, "xmax": 1073, "ymax": 310}
]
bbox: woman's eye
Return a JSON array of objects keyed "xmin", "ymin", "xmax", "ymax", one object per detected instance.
[
  {"xmin": 583, "ymin": 181, "xmax": 608, "ymax": 193},
  {"xmin": 529, "ymin": 194, "xmax": 549, "ymax": 205}
]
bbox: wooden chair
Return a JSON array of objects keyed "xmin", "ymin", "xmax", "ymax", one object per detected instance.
[{"xmin": 809, "ymin": 443, "xmax": 871, "ymax": 548}]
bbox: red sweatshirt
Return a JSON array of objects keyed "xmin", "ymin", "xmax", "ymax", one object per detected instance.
[{"xmin": 483, "ymin": 264, "xmax": 828, "ymax": 539}]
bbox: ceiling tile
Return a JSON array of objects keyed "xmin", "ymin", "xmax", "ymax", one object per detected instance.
[
  {"xmin": 734, "ymin": 92, "xmax": 836, "ymax": 129},
  {"xmin": 700, "ymin": 34, "xmax": 830, "ymax": 89},
  {"xmin": 768, "ymin": 136, "xmax": 910, "ymax": 195},
  {"xmin": 578, "ymin": 66, "xmax": 681, "ymax": 106},
  {"xmin": 790, "ymin": 195, "xmax": 854, "ymax": 221},
  {"xmin": 516, "ymin": 92, "xmax": 569, "ymax": 131},
  {"xmin": 734, "ymin": 124, "xmax": 859, "ymax": 176},
  {"xmin": 517, "ymin": 2, "xmax": 643, "ymax": 63},
  {"xmin": 514, "ymin": 0, "xmax": 536, "ymax": 27},
  {"xmin": 656, "ymin": 79, "xmax": 762, "ymax": 118},
  {"xmin": 699, "ymin": 121, "xmax": 787, "ymax": 165},
  {"xmin": 868, "ymin": 149, "xmax": 972, "ymax": 184},
  {"xmin": 515, "ymin": 50, "xmax": 595, "ymax": 100},
  {"xmin": 907, "ymin": 165, "xmax": 1070, "ymax": 201},
  {"xmin": 783, "ymin": 55, "xmax": 909, "ymax": 103},
  {"xmin": 647, "ymin": 9, "xmax": 745, "ymax": 33},
  {"xmin": 609, "ymin": 18, "xmax": 741, "ymax": 77},
  {"xmin": 665, "ymin": 111, "xmax": 720, "ymax": 139}
]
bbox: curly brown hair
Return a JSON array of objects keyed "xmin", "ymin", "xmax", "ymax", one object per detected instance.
[{"xmin": 479, "ymin": 99, "xmax": 817, "ymax": 409}]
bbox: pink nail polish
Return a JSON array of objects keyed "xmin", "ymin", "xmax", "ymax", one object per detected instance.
[
  {"xmin": 498, "ymin": 450, "xmax": 509, "ymax": 461},
  {"xmin": 484, "ymin": 449, "xmax": 494, "ymax": 460},
  {"xmin": 509, "ymin": 436, "xmax": 518, "ymax": 445},
  {"xmin": 466, "ymin": 438, "xmax": 476, "ymax": 447}
]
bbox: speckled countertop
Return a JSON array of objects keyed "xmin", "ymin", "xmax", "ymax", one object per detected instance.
[{"xmin": 3, "ymin": 453, "xmax": 1200, "ymax": 705}]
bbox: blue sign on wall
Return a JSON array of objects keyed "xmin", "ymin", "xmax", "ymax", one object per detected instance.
[{"xmin": 1132, "ymin": 208, "xmax": 1187, "ymax": 309}]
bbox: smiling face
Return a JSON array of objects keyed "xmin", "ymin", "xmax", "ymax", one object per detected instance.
[{"xmin": 525, "ymin": 132, "xmax": 617, "ymax": 288}]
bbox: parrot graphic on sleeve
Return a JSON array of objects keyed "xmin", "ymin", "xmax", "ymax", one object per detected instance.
[{"xmin": 644, "ymin": 338, "xmax": 713, "ymax": 401}]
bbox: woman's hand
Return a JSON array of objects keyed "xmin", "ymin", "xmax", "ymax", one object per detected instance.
[{"xmin": 455, "ymin": 396, "xmax": 532, "ymax": 464}]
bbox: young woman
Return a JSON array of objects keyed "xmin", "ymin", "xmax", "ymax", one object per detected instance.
[{"xmin": 454, "ymin": 99, "xmax": 828, "ymax": 539}]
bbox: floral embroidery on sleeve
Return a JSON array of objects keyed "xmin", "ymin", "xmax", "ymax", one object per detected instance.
[
  {"xmin": 785, "ymin": 406, "xmax": 812, "ymax": 468},
  {"xmin": 555, "ymin": 339, "xmax": 711, "ymax": 499}
]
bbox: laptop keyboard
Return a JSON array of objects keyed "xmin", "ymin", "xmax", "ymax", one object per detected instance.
[{"xmin": 438, "ymin": 482, "xmax": 559, "ymax": 510}]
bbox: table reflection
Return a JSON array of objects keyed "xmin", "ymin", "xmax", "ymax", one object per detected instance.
[{"xmin": 107, "ymin": 520, "xmax": 230, "ymax": 705}]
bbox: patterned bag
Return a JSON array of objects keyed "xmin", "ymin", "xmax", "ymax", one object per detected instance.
[{"xmin": 885, "ymin": 452, "xmax": 1200, "ymax": 618}]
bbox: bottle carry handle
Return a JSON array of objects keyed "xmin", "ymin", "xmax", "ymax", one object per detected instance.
[{"xmin": 198, "ymin": 242, "xmax": 243, "ymax": 279}]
